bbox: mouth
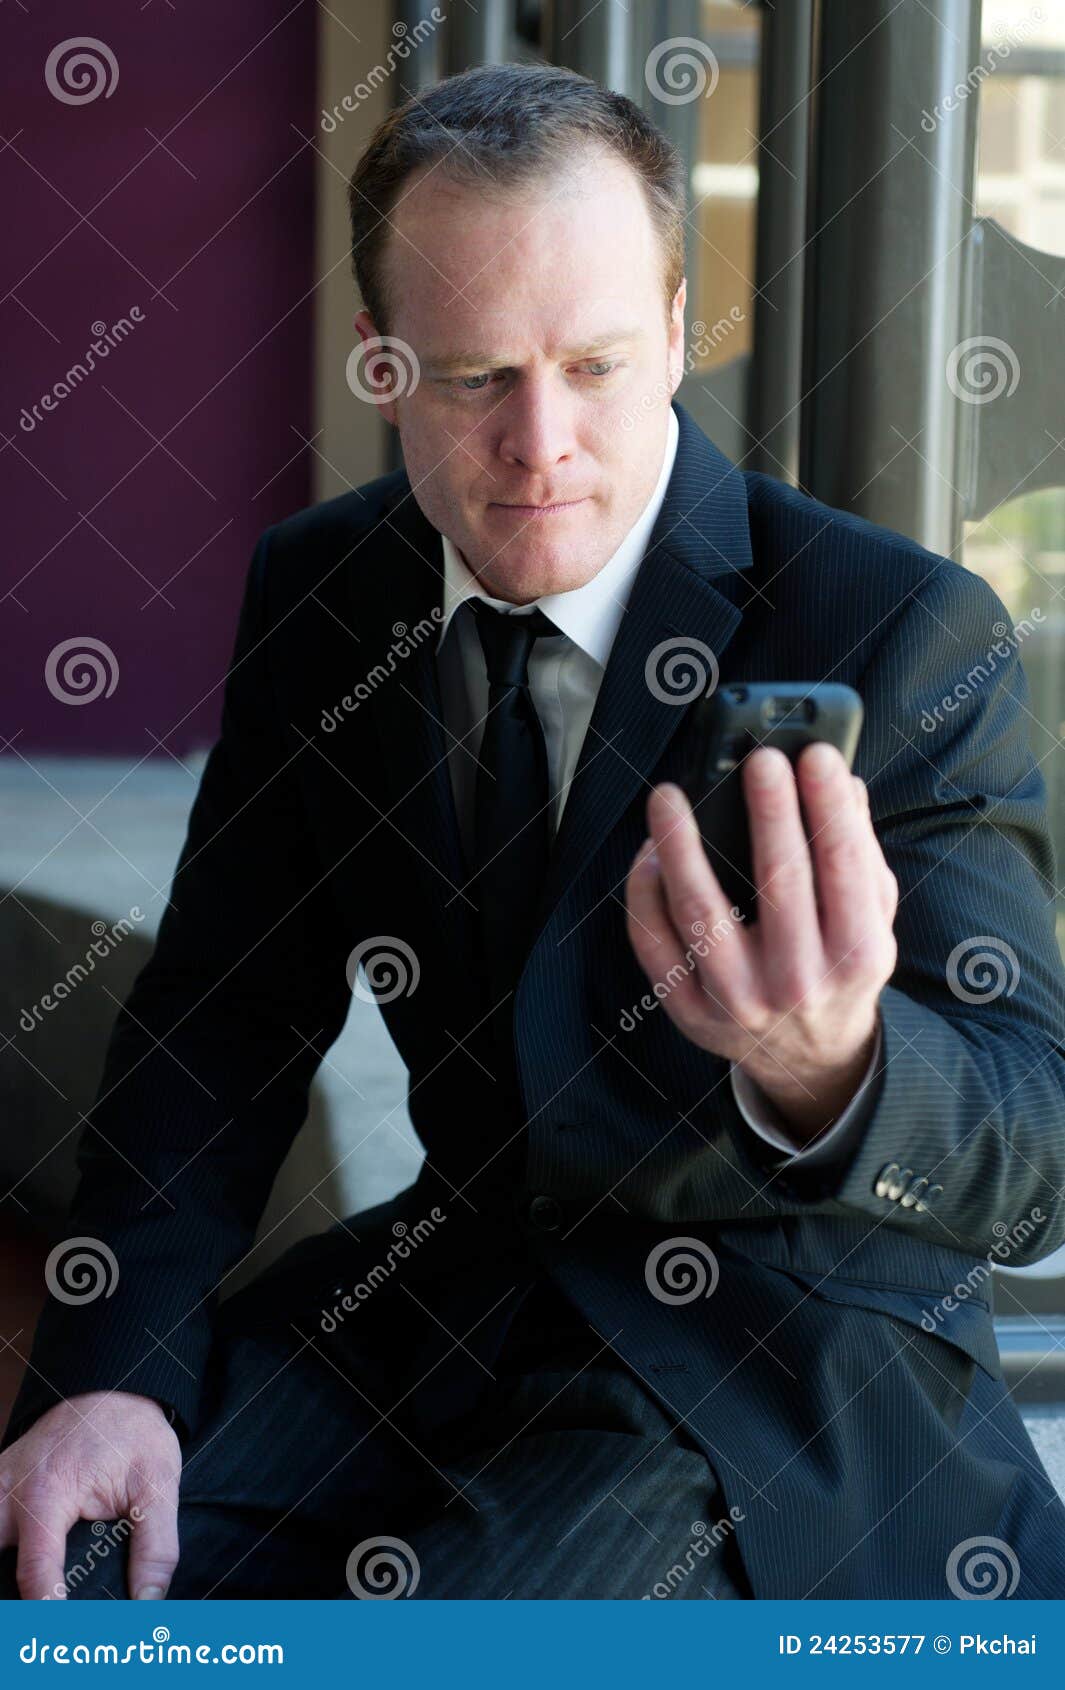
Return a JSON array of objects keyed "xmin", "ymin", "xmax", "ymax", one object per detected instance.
[{"xmin": 486, "ymin": 498, "xmax": 590, "ymax": 521}]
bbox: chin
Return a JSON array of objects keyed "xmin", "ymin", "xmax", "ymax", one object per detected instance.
[{"xmin": 477, "ymin": 539, "xmax": 598, "ymax": 599}]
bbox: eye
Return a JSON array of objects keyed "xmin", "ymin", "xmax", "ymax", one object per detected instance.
[{"xmin": 446, "ymin": 361, "xmax": 619, "ymax": 393}]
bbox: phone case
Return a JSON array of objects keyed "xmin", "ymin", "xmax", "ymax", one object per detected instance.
[{"xmin": 675, "ymin": 683, "xmax": 864, "ymax": 921}]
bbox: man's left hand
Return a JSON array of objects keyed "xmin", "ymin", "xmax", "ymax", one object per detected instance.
[{"xmin": 625, "ymin": 742, "xmax": 898, "ymax": 1143}]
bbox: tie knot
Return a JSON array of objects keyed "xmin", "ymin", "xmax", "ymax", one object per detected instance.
[{"xmin": 469, "ymin": 599, "xmax": 561, "ymax": 689}]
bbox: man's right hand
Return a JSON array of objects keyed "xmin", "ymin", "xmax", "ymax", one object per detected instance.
[{"xmin": 0, "ymin": 1392, "xmax": 181, "ymax": 1600}]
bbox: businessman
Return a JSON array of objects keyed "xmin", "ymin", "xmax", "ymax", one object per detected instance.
[{"xmin": 3, "ymin": 61, "xmax": 1065, "ymax": 1601}]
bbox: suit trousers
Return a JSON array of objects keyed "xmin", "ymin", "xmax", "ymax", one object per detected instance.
[{"xmin": 0, "ymin": 1220, "xmax": 751, "ymax": 1600}]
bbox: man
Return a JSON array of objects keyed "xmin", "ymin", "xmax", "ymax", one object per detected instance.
[{"xmin": 2, "ymin": 61, "xmax": 1064, "ymax": 1601}]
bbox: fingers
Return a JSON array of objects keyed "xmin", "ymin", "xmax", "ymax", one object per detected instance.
[
  {"xmin": 127, "ymin": 1468, "xmax": 180, "ymax": 1600},
  {"xmin": 0, "ymin": 1474, "xmax": 15, "ymax": 1553},
  {"xmin": 1, "ymin": 1403, "xmax": 182, "ymax": 1602},
  {"xmin": 742, "ymin": 747, "xmax": 822, "ymax": 975},
  {"xmin": 630, "ymin": 785, "xmax": 756, "ymax": 1016},
  {"xmin": 852, "ymin": 774, "xmax": 898, "ymax": 922},
  {"xmin": 13, "ymin": 1484, "xmax": 79, "ymax": 1600},
  {"xmin": 626, "ymin": 834, "xmax": 716, "ymax": 1033},
  {"xmin": 8, "ymin": 1475, "xmax": 180, "ymax": 1602},
  {"xmin": 646, "ymin": 786, "xmax": 748, "ymax": 943},
  {"xmin": 797, "ymin": 744, "xmax": 894, "ymax": 966}
]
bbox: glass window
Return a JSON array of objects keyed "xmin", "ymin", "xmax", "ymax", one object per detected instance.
[
  {"xmin": 689, "ymin": 0, "xmax": 761, "ymax": 373},
  {"xmin": 963, "ymin": 3, "xmax": 1065, "ymax": 1304}
]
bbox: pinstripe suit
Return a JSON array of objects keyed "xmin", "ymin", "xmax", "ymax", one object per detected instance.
[{"xmin": 5, "ymin": 402, "xmax": 1065, "ymax": 1598}]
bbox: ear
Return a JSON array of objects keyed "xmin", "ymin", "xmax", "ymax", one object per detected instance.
[
  {"xmin": 352, "ymin": 309, "xmax": 399, "ymax": 427},
  {"xmin": 667, "ymin": 278, "xmax": 687, "ymax": 397}
]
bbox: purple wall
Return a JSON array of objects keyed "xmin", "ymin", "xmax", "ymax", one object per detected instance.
[{"xmin": 1, "ymin": 3, "xmax": 318, "ymax": 755}]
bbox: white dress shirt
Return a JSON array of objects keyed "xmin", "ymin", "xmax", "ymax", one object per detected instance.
[{"xmin": 434, "ymin": 406, "xmax": 880, "ymax": 1161}]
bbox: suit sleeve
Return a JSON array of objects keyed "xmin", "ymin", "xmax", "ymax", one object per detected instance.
[
  {"xmin": 3, "ymin": 530, "xmax": 356, "ymax": 1446},
  {"xmin": 772, "ymin": 563, "xmax": 1065, "ymax": 1265}
]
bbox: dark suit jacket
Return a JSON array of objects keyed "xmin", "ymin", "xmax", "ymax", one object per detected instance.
[{"xmin": 9, "ymin": 402, "xmax": 1065, "ymax": 1597}]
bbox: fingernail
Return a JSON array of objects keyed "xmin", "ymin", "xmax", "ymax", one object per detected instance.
[
  {"xmin": 747, "ymin": 746, "xmax": 787, "ymax": 785},
  {"xmin": 635, "ymin": 837, "xmax": 660, "ymax": 872},
  {"xmin": 803, "ymin": 742, "xmax": 836, "ymax": 778},
  {"xmin": 654, "ymin": 781, "xmax": 689, "ymax": 812},
  {"xmin": 136, "ymin": 1585, "xmax": 166, "ymax": 1600}
]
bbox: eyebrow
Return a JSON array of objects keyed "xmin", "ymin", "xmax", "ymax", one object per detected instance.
[{"xmin": 423, "ymin": 327, "xmax": 645, "ymax": 377}]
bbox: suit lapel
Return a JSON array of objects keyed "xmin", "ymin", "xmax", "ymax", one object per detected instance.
[{"xmin": 355, "ymin": 483, "xmax": 481, "ymax": 975}]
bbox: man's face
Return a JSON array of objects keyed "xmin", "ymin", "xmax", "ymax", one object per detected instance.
[{"xmin": 354, "ymin": 149, "xmax": 686, "ymax": 604}]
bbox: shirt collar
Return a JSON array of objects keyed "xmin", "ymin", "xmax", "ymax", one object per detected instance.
[{"xmin": 435, "ymin": 404, "xmax": 679, "ymax": 671}]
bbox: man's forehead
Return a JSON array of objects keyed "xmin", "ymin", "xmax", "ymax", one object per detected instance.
[
  {"xmin": 386, "ymin": 153, "xmax": 654, "ymax": 274},
  {"xmin": 393, "ymin": 145, "xmax": 637, "ymax": 217}
]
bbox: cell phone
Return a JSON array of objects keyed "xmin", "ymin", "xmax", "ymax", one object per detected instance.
[{"xmin": 675, "ymin": 682, "xmax": 864, "ymax": 922}]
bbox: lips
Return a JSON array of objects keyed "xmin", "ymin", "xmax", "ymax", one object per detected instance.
[{"xmin": 489, "ymin": 498, "xmax": 587, "ymax": 512}]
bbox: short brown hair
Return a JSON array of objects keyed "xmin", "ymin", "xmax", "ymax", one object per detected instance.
[{"xmin": 348, "ymin": 61, "xmax": 686, "ymax": 335}]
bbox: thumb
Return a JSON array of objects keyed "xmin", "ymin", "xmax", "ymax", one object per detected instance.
[{"xmin": 126, "ymin": 1471, "xmax": 180, "ymax": 1600}]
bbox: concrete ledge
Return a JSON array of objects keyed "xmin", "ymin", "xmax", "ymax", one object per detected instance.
[
  {"xmin": 1022, "ymin": 1412, "xmax": 1065, "ymax": 1504},
  {"xmin": 0, "ymin": 753, "xmax": 420, "ymax": 1286}
]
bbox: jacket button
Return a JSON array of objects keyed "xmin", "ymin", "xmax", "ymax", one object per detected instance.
[{"xmin": 527, "ymin": 1195, "xmax": 563, "ymax": 1232}]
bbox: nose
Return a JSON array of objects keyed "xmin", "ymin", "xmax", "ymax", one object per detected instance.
[{"xmin": 496, "ymin": 376, "xmax": 576, "ymax": 475}]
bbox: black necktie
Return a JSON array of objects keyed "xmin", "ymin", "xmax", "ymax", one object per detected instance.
[{"xmin": 468, "ymin": 599, "xmax": 561, "ymax": 1024}]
